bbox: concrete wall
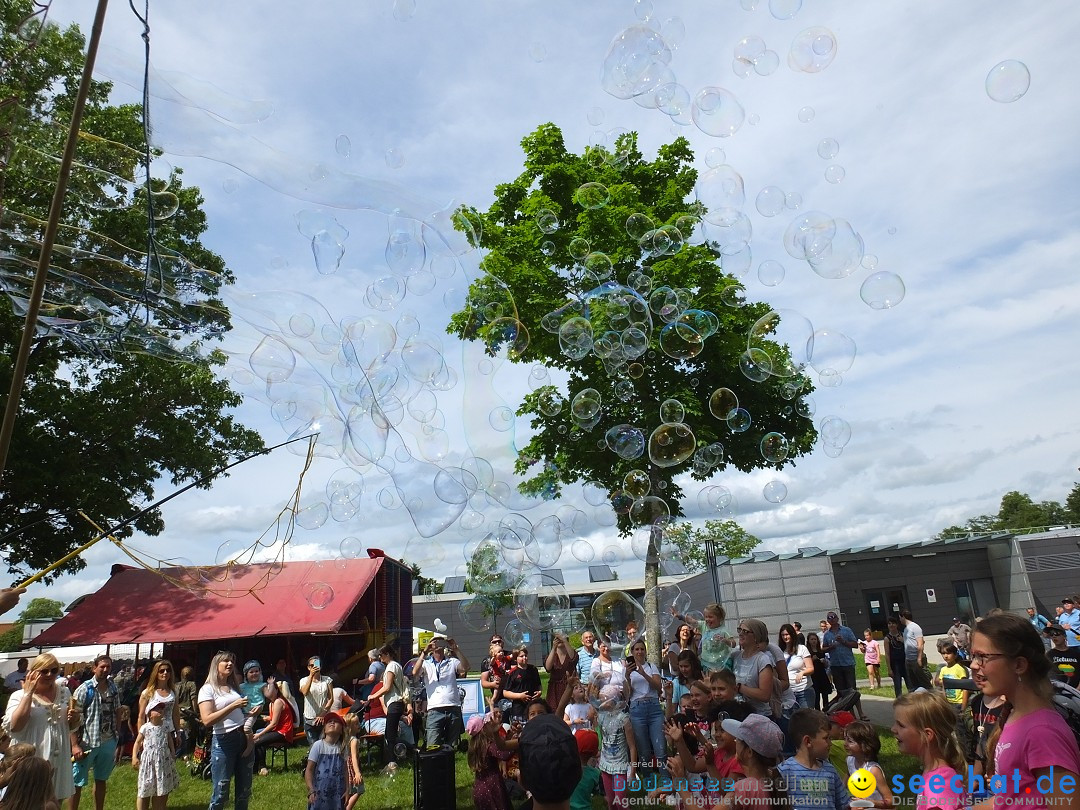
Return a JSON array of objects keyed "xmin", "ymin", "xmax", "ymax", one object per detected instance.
[
  {"xmin": 832, "ymin": 545, "xmax": 996, "ymax": 635},
  {"xmin": 1018, "ymin": 530, "xmax": 1080, "ymax": 617}
]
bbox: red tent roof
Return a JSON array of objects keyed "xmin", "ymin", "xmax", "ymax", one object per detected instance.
[{"xmin": 33, "ymin": 559, "xmax": 384, "ymax": 646}]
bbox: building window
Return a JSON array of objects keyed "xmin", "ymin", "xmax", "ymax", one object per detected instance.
[{"xmin": 953, "ymin": 578, "xmax": 998, "ymax": 621}]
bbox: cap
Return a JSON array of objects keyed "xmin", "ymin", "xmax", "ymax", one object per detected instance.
[
  {"xmin": 1046, "ymin": 624, "xmax": 1066, "ymax": 635},
  {"xmin": 466, "ymin": 714, "xmax": 487, "ymax": 736},
  {"xmin": 575, "ymin": 729, "xmax": 599, "ymax": 758},
  {"xmin": 953, "ymin": 617, "xmax": 960, "ymax": 621},
  {"xmin": 322, "ymin": 712, "xmax": 345, "ymax": 728},
  {"xmin": 145, "ymin": 694, "xmax": 170, "ymax": 714},
  {"xmin": 826, "ymin": 612, "xmax": 839, "ymax": 622},
  {"xmin": 243, "ymin": 660, "xmax": 261, "ymax": 675},
  {"xmin": 720, "ymin": 714, "xmax": 783, "ymax": 759},
  {"xmin": 828, "ymin": 710, "xmax": 856, "ymax": 727},
  {"xmin": 1064, "ymin": 598, "xmax": 1076, "ymax": 605},
  {"xmin": 519, "ymin": 715, "xmax": 582, "ymax": 804}
]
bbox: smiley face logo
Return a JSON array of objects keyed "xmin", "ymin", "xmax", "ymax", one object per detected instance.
[{"xmin": 848, "ymin": 768, "xmax": 877, "ymax": 799}]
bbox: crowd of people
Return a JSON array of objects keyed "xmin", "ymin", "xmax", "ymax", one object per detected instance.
[{"xmin": 0, "ymin": 593, "xmax": 1078, "ymax": 809}]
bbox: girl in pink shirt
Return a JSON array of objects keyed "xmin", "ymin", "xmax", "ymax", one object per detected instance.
[
  {"xmin": 971, "ymin": 613, "xmax": 1080, "ymax": 808},
  {"xmin": 892, "ymin": 691, "xmax": 966, "ymax": 809}
]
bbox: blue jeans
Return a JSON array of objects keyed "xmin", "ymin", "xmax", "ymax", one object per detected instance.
[
  {"xmin": 209, "ymin": 729, "xmax": 253, "ymax": 810},
  {"xmin": 426, "ymin": 706, "xmax": 462, "ymax": 749},
  {"xmin": 794, "ymin": 687, "xmax": 816, "ymax": 710},
  {"xmin": 629, "ymin": 697, "xmax": 666, "ymax": 772}
]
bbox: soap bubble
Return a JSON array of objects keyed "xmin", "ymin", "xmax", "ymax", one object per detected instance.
[
  {"xmin": 817, "ymin": 139, "xmax": 839, "ymax": 160},
  {"xmin": 606, "ymin": 424, "xmax": 646, "ymax": 460},
  {"xmin": 303, "ymin": 581, "xmax": 335, "ymax": 610},
  {"xmin": 571, "ymin": 388, "xmax": 602, "ymax": 421},
  {"xmin": 572, "ymin": 540, "xmax": 596, "ymax": 563},
  {"xmin": 986, "ymin": 60, "xmax": 1030, "ymax": 103},
  {"xmin": 798, "ymin": 106, "xmax": 815, "ymax": 123},
  {"xmin": 763, "ymin": 480, "xmax": 788, "ymax": 503},
  {"xmin": 760, "ymin": 432, "xmax": 790, "ymax": 463},
  {"xmin": 660, "ymin": 398, "xmax": 685, "ymax": 423},
  {"xmin": 691, "ymin": 87, "xmax": 745, "ymax": 137},
  {"xmin": 810, "ymin": 329, "xmax": 857, "ymax": 375},
  {"xmin": 860, "ymin": 271, "xmax": 906, "ymax": 309},
  {"xmin": 757, "ymin": 260, "xmax": 785, "ymax": 287},
  {"xmin": 630, "ymin": 495, "xmax": 671, "ymax": 527},
  {"xmin": 648, "ymin": 423, "xmax": 697, "ymax": 467},
  {"xmin": 755, "ymin": 186, "xmax": 786, "ymax": 217},
  {"xmin": 334, "ymin": 134, "xmax": 351, "ymax": 158},
  {"xmin": 459, "ymin": 598, "xmax": 494, "ymax": 632},
  {"xmin": 575, "ymin": 182, "xmax": 611, "ymax": 209},
  {"xmin": 825, "ymin": 165, "xmax": 845, "ymax": 184},
  {"xmin": 727, "ymin": 408, "xmax": 752, "ymax": 433},
  {"xmin": 591, "ymin": 591, "xmax": 645, "ymax": 656},
  {"xmin": 339, "ymin": 536, "xmax": 363, "ymax": 559},
  {"xmin": 623, "ymin": 469, "xmax": 651, "ymax": 498},
  {"xmin": 705, "ymin": 147, "xmax": 726, "ymax": 168},
  {"xmin": 769, "ymin": 0, "xmax": 802, "ymax": 19},
  {"xmin": 601, "ymin": 25, "xmax": 673, "ymax": 101},
  {"xmin": 789, "ymin": 27, "xmax": 837, "ymax": 73},
  {"xmin": 708, "ymin": 388, "xmax": 739, "ymax": 420}
]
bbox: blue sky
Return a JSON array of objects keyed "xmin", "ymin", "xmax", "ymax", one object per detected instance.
[{"xmin": 21, "ymin": 0, "xmax": 1080, "ymax": 613}]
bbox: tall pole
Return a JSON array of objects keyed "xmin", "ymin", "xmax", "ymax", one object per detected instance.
[
  {"xmin": 0, "ymin": 0, "xmax": 111, "ymax": 482},
  {"xmin": 704, "ymin": 534, "xmax": 722, "ymax": 604}
]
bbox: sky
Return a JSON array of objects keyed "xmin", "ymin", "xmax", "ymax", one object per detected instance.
[{"xmin": 15, "ymin": 0, "xmax": 1080, "ymax": 618}]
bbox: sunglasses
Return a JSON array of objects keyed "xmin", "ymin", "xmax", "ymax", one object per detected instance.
[{"xmin": 40, "ymin": 668, "xmax": 59, "ymax": 676}]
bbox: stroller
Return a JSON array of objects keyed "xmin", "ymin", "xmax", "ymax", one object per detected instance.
[
  {"xmin": 189, "ymin": 721, "xmax": 212, "ymax": 780},
  {"xmin": 824, "ymin": 687, "xmax": 861, "ymax": 715}
]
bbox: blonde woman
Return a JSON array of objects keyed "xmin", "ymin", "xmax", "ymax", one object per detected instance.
[
  {"xmin": 138, "ymin": 661, "xmax": 181, "ymax": 734},
  {"xmin": 198, "ymin": 652, "xmax": 254, "ymax": 810},
  {"xmin": 2, "ymin": 652, "xmax": 76, "ymax": 802}
]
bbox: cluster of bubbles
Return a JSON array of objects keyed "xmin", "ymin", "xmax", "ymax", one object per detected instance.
[{"xmin": 3, "ymin": 2, "xmax": 1039, "ymax": 612}]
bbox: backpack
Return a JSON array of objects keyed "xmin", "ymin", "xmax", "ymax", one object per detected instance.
[{"xmin": 1050, "ymin": 680, "xmax": 1080, "ymax": 749}]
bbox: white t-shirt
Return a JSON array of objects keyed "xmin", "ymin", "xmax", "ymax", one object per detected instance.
[
  {"xmin": 197, "ymin": 683, "xmax": 245, "ymax": 735},
  {"xmin": 299, "ymin": 675, "xmax": 333, "ymax": 722},
  {"xmin": 382, "ymin": 660, "xmax": 405, "ymax": 707},
  {"xmin": 766, "ymin": 643, "xmax": 796, "ymax": 710},
  {"xmin": 784, "ymin": 644, "xmax": 813, "ymax": 694},
  {"xmin": 628, "ymin": 663, "xmax": 661, "ymax": 702},
  {"xmin": 589, "ymin": 658, "xmax": 626, "ymax": 690},
  {"xmin": 903, "ymin": 621, "xmax": 924, "ymax": 661},
  {"xmin": 420, "ymin": 657, "xmax": 462, "ymax": 709}
]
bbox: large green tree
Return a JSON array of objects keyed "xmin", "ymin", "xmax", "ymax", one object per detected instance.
[
  {"xmin": 448, "ymin": 123, "xmax": 817, "ymax": 658},
  {"xmin": 0, "ymin": 0, "xmax": 262, "ymax": 580}
]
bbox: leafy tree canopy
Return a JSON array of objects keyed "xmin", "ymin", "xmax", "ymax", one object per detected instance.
[
  {"xmin": 0, "ymin": 0, "xmax": 262, "ymax": 579},
  {"xmin": 663, "ymin": 519, "xmax": 760, "ymax": 573},
  {"xmin": 448, "ymin": 123, "xmax": 818, "ymax": 654},
  {"xmin": 0, "ymin": 596, "xmax": 63, "ymax": 652},
  {"xmin": 935, "ymin": 483, "xmax": 1080, "ymax": 539}
]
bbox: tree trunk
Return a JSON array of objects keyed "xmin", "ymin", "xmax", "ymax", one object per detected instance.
[{"xmin": 644, "ymin": 523, "xmax": 662, "ymax": 666}]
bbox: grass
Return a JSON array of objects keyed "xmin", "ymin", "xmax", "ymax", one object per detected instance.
[
  {"xmin": 101, "ymin": 728, "xmax": 922, "ymax": 810},
  {"xmin": 105, "ymin": 742, "xmax": 477, "ymax": 809}
]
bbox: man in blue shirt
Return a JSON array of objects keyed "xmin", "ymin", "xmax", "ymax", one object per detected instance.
[
  {"xmin": 1059, "ymin": 598, "xmax": 1080, "ymax": 648},
  {"xmin": 822, "ymin": 611, "xmax": 866, "ymax": 720},
  {"xmin": 1027, "ymin": 607, "xmax": 1051, "ymax": 649},
  {"xmin": 576, "ymin": 630, "xmax": 597, "ymax": 683}
]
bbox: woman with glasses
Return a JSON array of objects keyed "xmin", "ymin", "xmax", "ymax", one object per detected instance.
[
  {"xmin": 138, "ymin": 660, "xmax": 181, "ymax": 735},
  {"xmin": 731, "ymin": 620, "xmax": 776, "ymax": 717},
  {"xmin": 2, "ymin": 652, "xmax": 77, "ymax": 802},
  {"xmin": 971, "ymin": 613, "xmax": 1080, "ymax": 806},
  {"xmin": 199, "ymin": 651, "xmax": 255, "ymax": 810}
]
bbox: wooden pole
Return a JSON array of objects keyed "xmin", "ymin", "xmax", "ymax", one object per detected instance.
[{"xmin": 0, "ymin": 0, "xmax": 111, "ymax": 482}]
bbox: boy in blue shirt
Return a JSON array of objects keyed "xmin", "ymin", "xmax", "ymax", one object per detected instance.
[{"xmin": 779, "ymin": 708, "xmax": 851, "ymax": 810}]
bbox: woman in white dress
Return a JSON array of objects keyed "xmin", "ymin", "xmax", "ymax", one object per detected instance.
[{"xmin": 2, "ymin": 652, "xmax": 77, "ymax": 801}]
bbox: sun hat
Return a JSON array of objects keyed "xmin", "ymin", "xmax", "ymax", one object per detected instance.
[
  {"xmin": 574, "ymin": 729, "xmax": 599, "ymax": 758},
  {"xmin": 720, "ymin": 714, "xmax": 784, "ymax": 759},
  {"xmin": 828, "ymin": 710, "xmax": 857, "ymax": 727},
  {"xmin": 466, "ymin": 714, "xmax": 487, "ymax": 736}
]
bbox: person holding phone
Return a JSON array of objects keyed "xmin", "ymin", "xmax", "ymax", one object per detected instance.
[
  {"xmin": 626, "ymin": 638, "xmax": 666, "ymax": 775},
  {"xmin": 412, "ymin": 636, "xmax": 470, "ymax": 748},
  {"xmin": 299, "ymin": 656, "xmax": 333, "ymax": 744}
]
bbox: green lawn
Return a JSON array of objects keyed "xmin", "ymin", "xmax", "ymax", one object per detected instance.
[{"xmin": 101, "ymin": 728, "xmax": 921, "ymax": 810}]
